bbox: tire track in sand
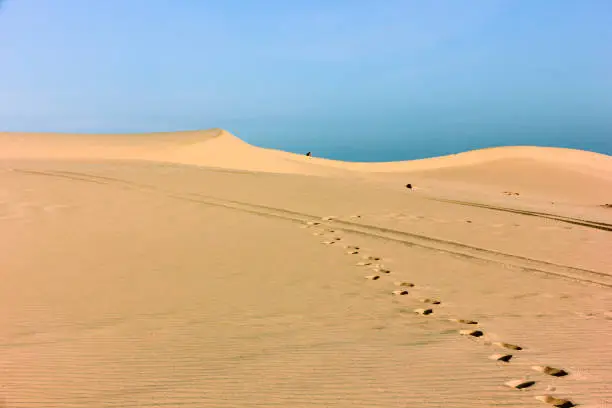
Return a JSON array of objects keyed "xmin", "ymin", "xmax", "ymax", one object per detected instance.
[
  {"xmin": 427, "ymin": 197, "xmax": 612, "ymax": 232},
  {"xmin": 13, "ymin": 168, "xmax": 612, "ymax": 288}
]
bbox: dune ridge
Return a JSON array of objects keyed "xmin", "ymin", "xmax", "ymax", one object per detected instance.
[
  {"xmin": 1, "ymin": 128, "xmax": 610, "ymax": 175},
  {"xmin": 2, "ymin": 128, "xmax": 610, "ymax": 212}
]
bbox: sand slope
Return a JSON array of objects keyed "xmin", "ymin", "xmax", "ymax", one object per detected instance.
[
  {"xmin": 0, "ymin": 129, "xmax": 351, "ymax": 176},
  {"xmin": 1, "ymin": 129, "xmax": 611, "ymax": 407},
  {"xmin": 2, "ymin": 128, "xmax": 610, "ymax": 210}
]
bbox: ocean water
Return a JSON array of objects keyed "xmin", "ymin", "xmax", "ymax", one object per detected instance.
[
  {"xmin": 224, "ymin": 116, "xmax": 612, "ymax": 163},
  {"xmin": 3, "ymin": 112, "xmax": 610, "ymax": 163}
]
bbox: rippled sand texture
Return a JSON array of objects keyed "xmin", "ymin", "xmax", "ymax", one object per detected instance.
[{"xmin": 1, "ymin": 130, "xmax": 611, "ymax": 407}]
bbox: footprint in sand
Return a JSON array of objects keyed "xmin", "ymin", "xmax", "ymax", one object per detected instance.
[
  {"xmin": 346, "ymin": 250, "xmax": 359, "ymax": 255},
  {"xmin": 322, "ymin": 216, "xmax": 336, "ymax": 221},
  {"xmin": 392, "ymin": 290, "xmax": 409, "ymax": 296},
  {"xmin": 414, "ymin": 308, "xmax": 434, "ymax": 315},
  {"xmin": 345, "ymin": 245, "xmax": 360, "ymax": 251},
  {"xmin": 362, "ymin": 255, "xmax": 381, "ymax": 261},
  {"xmin": 372, "ymin": 265, "xmax": 391, "ymax": 274},
  {"xmin": 448, "ymin": 318, "xmax": 478, "ymax": 325},
  {"xmin": 420, "ymin": 298, "xmax": 441, "ymax": 305},
  {"xmin": 459, "ymin": 329, "xmax": 484, "ymax": 337},
  {"xmin": 534, "ymin": 395, "xmax": 575, "ymax": 407},
  {"xmin": 365, "ymin": 275, "xmax": 380, "ymax": 280},
  {"xmin": 322, "ymin": 237, "xmax": 342, "ymax": 244},
  {"xmin": 394, "ymin": 281, "xmax": 415, "ymax": 287},
  {"xmin": 489, "ymin": 353, "xmax": 513, "ymax": 362},
  {"xmin": 505, "ymin": 379, "xmax": 536, "ymax": 389},
  {"xmin": 531, "ymin": 366, "xmax": 568, "ymax": 377},
  {"xmin": 493, "ymin": 342, "xmax": 523, "ymax": 351}
]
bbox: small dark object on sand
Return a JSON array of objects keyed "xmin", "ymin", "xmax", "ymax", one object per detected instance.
[
  {"xmin": 306, "ymin": 152, "xmax": 312, "ymax": 157},
  {"xmin": 406, "ymin": 183, "xmax": 412, "ymax": 189},
  {"xmin": 602, "ymin": 203, "xmax": 612, "ymax": 208}
]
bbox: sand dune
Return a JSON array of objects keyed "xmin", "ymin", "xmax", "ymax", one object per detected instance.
[
  {"xmin": 2, "ymin": 128, "xmax": 610, "ymax": 208},
  {"xmin": 3, "ymin": 128, "xmax": 611, "ymax": 176},
  {"xmin": 0, "ymin": 129, "xmax": 351, "ymax": 176},
  {"xmin": 1, "ymin": 129, "xmax": 611, "ymax": 407}
]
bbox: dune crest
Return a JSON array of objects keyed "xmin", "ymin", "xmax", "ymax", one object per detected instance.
[
  {"xmin": 1, "ymin": 128, "xmax": 611, "ymax": 207},
  {"xmin": 1, "ymin": 128, "xmax": 610, "ymax": 174}
]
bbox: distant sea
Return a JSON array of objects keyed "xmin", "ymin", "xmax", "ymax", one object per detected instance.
[
  {"xmin": 226, "ymin": 116, "xmax": 612, "ymax": 163},
  {"xmin": 4, "ymin": 112, "xmax": 610, "ymax": 163}
]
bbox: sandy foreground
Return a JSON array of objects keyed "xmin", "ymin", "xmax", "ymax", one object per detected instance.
[{"xmin": 1, "ymin": 129, "xmax": 611, "ymax": 408}]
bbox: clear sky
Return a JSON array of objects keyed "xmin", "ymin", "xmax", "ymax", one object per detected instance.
[{"xmin": 0, "ymin": 0, "xmax": 611, "ymax": 160}]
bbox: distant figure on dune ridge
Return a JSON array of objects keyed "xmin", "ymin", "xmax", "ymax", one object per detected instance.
[{"xmin": 305, "ymin": 152, "xmax": 312, "ymax": 157}]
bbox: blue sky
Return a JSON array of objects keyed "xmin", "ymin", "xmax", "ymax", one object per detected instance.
[{"xmin": 0, "ymin": 0, "xmax": 610, "ymax": 160}]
